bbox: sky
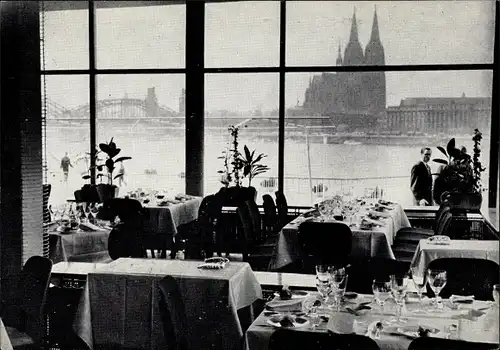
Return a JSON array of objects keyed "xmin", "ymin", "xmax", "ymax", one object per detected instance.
[{"xmin": 43, "ymin": 1, "xmax": 495, "ymax": 112}]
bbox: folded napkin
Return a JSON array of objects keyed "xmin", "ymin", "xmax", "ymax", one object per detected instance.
[
  {"xmin": 265, "ymin": 298, "xmax": 303, "ymax": 312},
  {"xmin": 450, "ymin": 295, "xmax": 475, "ymax": 304}
]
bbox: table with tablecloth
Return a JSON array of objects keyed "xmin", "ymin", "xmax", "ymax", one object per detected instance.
[
  {"xmin": 49, "ymin": 226, "xmax": 111, "ymax": 263},
  {"xmin": 269, "ymin": 203, "xmax": 410, "ymax": 270},
  {"xmin": 73, "ymin": 258, "xmax": 262, "ymax": 350},
  {"xmin": 245, "ymin": 292, "xmax": 499, "ymax": 350},
  {"xmin": 410, "ymin": 239, "xmax": 500, "ymax": 276},
  {"xmin": 142, "ymin": 197, "xmax": 203, "ymax": 252},
  {"xmin": 1, "ymin": 318, "xmax": 13, "ymax": 350}
]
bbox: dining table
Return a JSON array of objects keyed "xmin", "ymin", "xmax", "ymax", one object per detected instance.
[
  {"xmin": 0, "ymin": 317, "xmax": 13, "ymax": 350},
  {"xmin": 410, "ymin": 239, "xmax": 500, "ymax": 276},
  {"xmin": 48, "ymin": 223, "xmax": 111, "ymax": 263},
  {"xmin": 269, "ymin": 201, "xmax": 410, "ymax": 270},
  {"xmin": 73, "ymin": 258, "xmax": 262, "ymax": 350},
  {"xmin": 245, "ymin": 292, "xmax": 499, "ymax": 350}
]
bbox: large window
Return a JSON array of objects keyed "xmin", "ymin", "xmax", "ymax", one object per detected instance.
[{"xmin": 41, "ymin": 0, "xmax": 498, "ymax": 210}]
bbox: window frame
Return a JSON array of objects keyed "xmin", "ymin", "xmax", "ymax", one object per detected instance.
[{"xmin": 41, "ymin": 0, "xmax": 499, "ymax": 208}]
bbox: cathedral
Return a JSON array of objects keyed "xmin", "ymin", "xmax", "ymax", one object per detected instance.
[{"xmin": 301, "ymin": 8, "xmax": 386, "ymax": 128}]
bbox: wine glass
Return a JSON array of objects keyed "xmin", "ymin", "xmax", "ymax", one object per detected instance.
[
  {"xmin": 372, "ymin": 279, "xmax": 391, "ymax": 315},
  {"xmin": 410, "ymin": 267, "xmax": 427, "ymax": 309},
  {"xmin": 493, "ymin": 284, "xmax": 499, "ymax": 306},
  {"xmin": 331, "ymin": 275, "xmax": 348, "ymax": 312},
  {"xmin": 315, "ymin": 265, "xmax": 332, "ymax": 302},
  {"xmin": 318, "ymin": 203, "xmax": 328, "ymax": 221},
  {"xmin": 427, "ymin": 269, "xmax": 447, "ymax": 310},
  {"xmin": 389, "ymin": 274, "xmax": 408, "ymax": 324}
]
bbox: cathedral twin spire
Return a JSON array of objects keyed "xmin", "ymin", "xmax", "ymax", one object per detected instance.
[{"xmin": 339, "ymin": 6, "xmax": 385, "ymax": 66}]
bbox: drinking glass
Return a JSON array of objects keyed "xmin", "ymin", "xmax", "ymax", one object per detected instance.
[
  {"xmin": 318, "ymin": 203, "xmax": 328, "ymax": 221},
  {"xmin": 410, "ymin": 267, "xmax": 427, "ymax": 308},
  {"xmin": 389, "ymin": 274, "xmax": 408, "ymax": 323},
  {"xmin": 331, "ymin": 275, "xmax": 348, "ymax": 312},
  {"xmin": 372, "ymin": 280, "xmax": 391, "ymax": 315},
  {"xmin": 493, "ymin": 284, "xmax": 499, "ymax": 306},
  {"xmin": 315, "ymin": 265, "xmax": 332, "ymax": 301},
  {"xmin": 329, "ymin": 267, "xmax": 346, "ymax": 290},
  {"xmin": 427, "ymin": 269, "xmax": 447, "ymax": 310}
]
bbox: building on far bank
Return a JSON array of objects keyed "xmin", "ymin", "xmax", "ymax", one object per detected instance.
[{"xmin": 384, "ymin": 94, "xmax": 491, "ymax": 135}]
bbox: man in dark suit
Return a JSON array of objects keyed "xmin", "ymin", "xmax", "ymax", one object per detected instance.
[{"xmin": 410, "ymin": 147, "xmax": 433, "ymax": 206}]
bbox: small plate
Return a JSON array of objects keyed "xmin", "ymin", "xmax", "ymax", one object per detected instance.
[
  {"xmin": 267, "ymin": 316, "xmax": 310, "ymax": 328},
  {"xmin": 274, "ymin": 290, "xmax": 309, "ymax": 300}
]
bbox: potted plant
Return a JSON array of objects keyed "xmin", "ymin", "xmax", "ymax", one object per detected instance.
[
  {"xmin": 432, "ymin": 130, "xmax": 485, "ymax": 210},
  {"xmin": 240, "ymin": 145, "xmax": 270, "ymax": 187},
  {"xmin": 95, "ymin": 138, "xmax": 132, "ymax": 202},
  {"xmin": 216, "ymin": 125, "xmax": 259, "ymax": 206},
  {"xmin": 74, "ymin": 148, "xmax": 101, "ymax": 202}
]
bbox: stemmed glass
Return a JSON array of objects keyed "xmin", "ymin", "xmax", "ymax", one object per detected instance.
[
  {"xmin": 372, "ymin": 279, "xmax": 391, "ymax": 315},
  {"xmin": 492, "ymin": 284, "xmax": 499, "ymax": 306},
  {"xmin": 315, "ymin": 265, "xmax": 333, "ymax": 303},
  {"xmin": 389, "ymin": 274, "xmax": 408, "ymax": 324},
  {"xmin": 318, "ymin": 203, "xmax": 328, "ymax": 221},
  {"xmin": 427, "ymin": 269, "xmax": 447, "ymax": 311},
  {"xmin": 410, "ymin": 267, "xmax": 427, "ymax": 312}
]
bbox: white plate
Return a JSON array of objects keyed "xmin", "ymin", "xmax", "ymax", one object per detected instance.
[
  {"xmin": 274, "ymin": 291, "xmax": 309, "ymax": 300},
  {"xmin": 267, "ymin": 317, "xmax": 310, "ymax": 328}
]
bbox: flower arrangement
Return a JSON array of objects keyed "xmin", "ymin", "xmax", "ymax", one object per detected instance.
[{"xmin": 217, "ymin": 125, "xmax": 269, "ymax": 188}]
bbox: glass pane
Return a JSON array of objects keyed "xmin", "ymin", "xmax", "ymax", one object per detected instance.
[
  {"xmin": 41, "ymin": 6, "xmax": 89, "ymax": 70},
  {"xmin": 286, "ymin": 1, "xmax": 495, "ymax": 66},
  {"xmin": 285, "ymin": 70, "xmax": 492, "ymax": 207},
  {"xmin": 205, "ymin": 74, "xmax": 279, "ymax": 203},
  {"xmin": 96, "ymin": 3, "xmax": 185, "ymax": 69},
  {"xmin": 96, "ymin": 74, "xmax": 185, "ymax": 194},
  {"xmin": 205, "ymin": 1, "xmax": 280, "ymax": 68},
  {"xmin": 43, "ymin": 75, "xmax": 90, "ymax": 206}
]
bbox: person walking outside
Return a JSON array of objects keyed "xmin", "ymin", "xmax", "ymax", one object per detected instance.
[{"xmin": 60, "ymin": 152, "xmax": 73, "ymax": 183}]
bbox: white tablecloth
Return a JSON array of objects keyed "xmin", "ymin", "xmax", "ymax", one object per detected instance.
[
  {"xmin": 49, "ymin": 227, "xmax": 110, "ymax": 263},
  {"xmin": 74, "ymin": 258, "xmax": 262, "ymax": 350},
  {"xmin": 143, "ymin": 197, "xmax": 203, "ymax": 238},
  {"xmin": 410, "ymin": 240, "xmax": 500, "ymax": 276},
  {"xmin": 245, "ymin": 293, "xmax": 499, "ymax": 350},
  {"xmin": 269, "ymin": 204, "xmax": 410, "ymax": 270},
  {"xmin": 0, "ymin": 318, "xmax": 13, "ymax": 350}
]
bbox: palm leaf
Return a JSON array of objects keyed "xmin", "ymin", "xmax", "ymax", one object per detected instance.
[
  {"xmin": 446, "ymin": 138, "xmax": 456, "ymax": 157},
  {"xmin": 432, "ymin": 158, "xmax": 449, "ymax": 165},
  {"xmin": 437, "ymin": 146, "xmax": 448, "ymax": 158},
  {"xmin": 115, "ymin": 156, "xmax": 131, "ymax": 163}
]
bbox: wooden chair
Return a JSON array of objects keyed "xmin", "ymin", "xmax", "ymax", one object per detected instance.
[
  {"xmin": 262, "ymin": 194, "xmax": 278, "ymax": 235},
  {"xmin": 2, "ymin": 256, "xmax": 53, "ymax": 349}
]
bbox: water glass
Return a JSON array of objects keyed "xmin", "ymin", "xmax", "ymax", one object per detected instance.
[
  {"xmin": 316, "ymin": 265, "xmax": 332, "ymax": 301},
  {"xmin": 331, "ymin": 275, "xmax": 348, "ymax": 312},
  {"xmin": 493, "ymin": 284, "xmax": 499, "ymax": 306},
  {"xmin": 410, "ymin": 267, "xmax": 427, "ymax": 306},
  {"xmin": 389, "ymin": 274, "xmax": 408, "ymax": 323},
  {"xmin": 372, "ymin": 279, "xmax": 391, "ymax": 315},
  {"xmin": 427, "ymin": 269, "xmax": 447, "ymax": 310}
]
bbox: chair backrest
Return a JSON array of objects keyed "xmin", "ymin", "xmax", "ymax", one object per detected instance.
[
  {"xmin": 432, "ymin": 201, "xmax": 451, "ymax": 232},
  {"xmin": 236, "ymin": 203, "xmax": 255, "ymax": 251},
  {"xmin": 408, "ymin": 337, "xmax": 499, "ymax": 350},
  {"xmin": 268, "ymin": 329, "xmax": 380, "ymax": 350},
  {"xmin": 435, "ymin": 208, "xmax": 453, "ymax": 237},
  {"xmin": 245, "ymin": 199, "xmax": 263, "ymax": 242},
  {"xmin": 158, "ymin": 276, "xmax": 190, "ymax": 350},
  {"xmin": 427, "ymin": 258, "xmax": 499, "ymax": 300},
  {"xmin": 275, "ymin": 191, "xmax": 289, "ymax": 229},
  {"xmin": 98, "ymin": 197, "xmax": 145, "ymax": 224},
  {"xmin": 262, "ymin": 194, "xmax": 278, "ymax": 230},
  {"xmin": 43, "ymin": 184, "xmax": 52, "ymax": 223},
  {"xmin": 298, "ymin": 221, "xmax": 352, "ymax": 271},
  {"xmin": 346, "ymin": 258, "xmax": 409, "ymax": 294},
  {"xmin": 20, "ymin": 256, "xmax": 53, "ymax": 343}
]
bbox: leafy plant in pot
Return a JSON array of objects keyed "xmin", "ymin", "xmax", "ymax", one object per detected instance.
[
  {"xmin": 75, "ymin": 148, "xmax": 102, "ymax": 202},
  {"xmin": 95, "ymin": 138, "xmax": 132, "ymax": 202},
  {"xmin": 432, "ymin": 130, "xmax": 485, "ymax": 210}
]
